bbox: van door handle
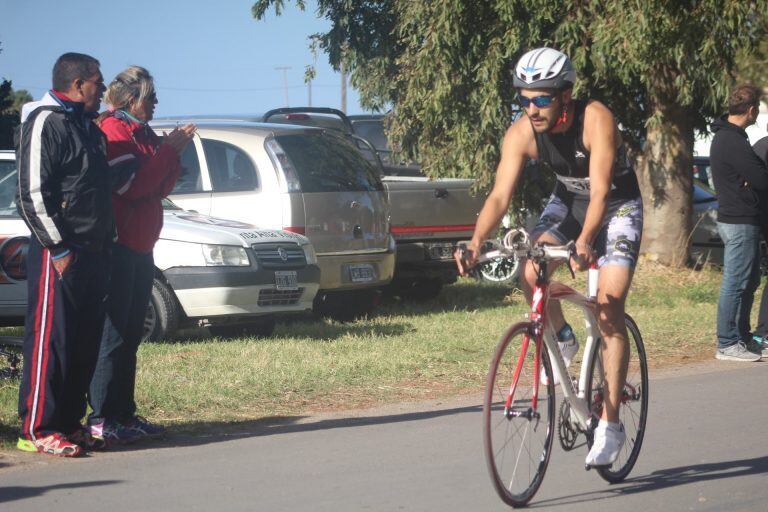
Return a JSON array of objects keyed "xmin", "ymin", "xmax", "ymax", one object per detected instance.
[
  {"xmin": 434, "ymin": 188, "xmax": 448, "ymax": 198},
  {"xmin": 350, "ymin": 201, "xmax": 361, "ymax": 209}
]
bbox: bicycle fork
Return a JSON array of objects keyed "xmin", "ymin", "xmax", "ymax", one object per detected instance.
[{"xmin": 503, "ymin": 322, "xmax": 544, "ymax": 426}]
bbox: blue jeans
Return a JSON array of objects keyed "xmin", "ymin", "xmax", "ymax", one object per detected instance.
[
  {"xmin": 716, "ymin": 222, "xmax": 762, "ymax": 349},
  {"xmin": 88, "ymin": 244, "xmax": 154, "ymax": 424}
]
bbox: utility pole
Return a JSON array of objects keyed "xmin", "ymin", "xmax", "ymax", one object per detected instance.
[
  {"xmin": 340, "ymin": 62, "xmax": 347, "ymax": 113},
  {"xmin": 274, "ymin": 66, "xmax": 291, "ymax": 107}
]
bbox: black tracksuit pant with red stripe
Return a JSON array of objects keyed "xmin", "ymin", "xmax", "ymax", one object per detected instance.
[{"xmin": 18, "ymin": 236, "xmax": 108, "ymax": 440}]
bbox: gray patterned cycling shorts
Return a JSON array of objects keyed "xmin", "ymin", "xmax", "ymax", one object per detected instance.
[{"xmin": 531, "ymin": 195, "xmax": 643, "ymax": 268}]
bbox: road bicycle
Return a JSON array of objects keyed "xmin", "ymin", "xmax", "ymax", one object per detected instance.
[
  {"xmin": 473, "ymin": 229, "xmax": 648, "ymax": 507},
  {"xmin": 0, "ymin": 335, "xmax": 22, "ymax": 380}
]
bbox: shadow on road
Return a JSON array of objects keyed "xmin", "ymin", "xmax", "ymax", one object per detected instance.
[
  {"xmin": 529, "ymin": 455, "xmax": 768, "ymax": 508},
  {"xmin": 0, "ymin": 480, "xmax": 121, "ymax": 504},
  {"xmin": 107, "ymin": 403, "xmax": 484, "ymax": 452}
]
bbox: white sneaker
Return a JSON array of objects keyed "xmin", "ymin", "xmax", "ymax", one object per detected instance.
[
  {"xmin": 585, "ymin": 420, "xmax": 625, "ymax": 467},
  {"xmin": 540, "ymin": 339, "xmax": 579, "ymax": 386}
]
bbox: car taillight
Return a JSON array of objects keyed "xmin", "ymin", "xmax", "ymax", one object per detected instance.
[
  {"xmin": 284, "ymin": 226, "xmax": 306, "ymax": 235},
  {"xmin": 285, "ymin": 113, "xmax": 310, "ymax": 120},
  {"xmin": 265, "ymin": 138, "xmax": 302, "ymax": 193}
]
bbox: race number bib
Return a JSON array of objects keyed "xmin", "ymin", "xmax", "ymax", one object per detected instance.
[
  {"xmin": 556, "ymin": 175, "xmax": 591, "ymax": 195},
  {"xmin": 556, "ymin": 175, "xmax": 617, "ymax": 195}
]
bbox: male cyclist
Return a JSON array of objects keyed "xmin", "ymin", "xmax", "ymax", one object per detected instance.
[{"xmin": 457, "ymin": 48, "xmax": 643, "ymax": 466}]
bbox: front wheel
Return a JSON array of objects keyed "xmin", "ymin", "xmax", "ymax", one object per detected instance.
[
  {"xmin": 143, "ymin": 278, "xmax": 180, "ymax": 342},
  {"xmin": 483, "ymin": 322, "xmax": 555, "ymax": 507},
  {"xmin": 586, "ymin": 313, "xmax": 648, "ymax": 483}
]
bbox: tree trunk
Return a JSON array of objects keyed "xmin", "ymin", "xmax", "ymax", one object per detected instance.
[{"xmin": 636, "ymin": 104, "xmax": 695, "ymax": 267}]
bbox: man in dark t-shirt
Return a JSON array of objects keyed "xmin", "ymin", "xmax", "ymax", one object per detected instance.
[{"xmin": 709, "ymin": 85, "xmax": 768, "ymax": 362}]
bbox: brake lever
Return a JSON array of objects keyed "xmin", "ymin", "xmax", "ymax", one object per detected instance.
[
  {"xmin": 566, "ymin": 256, "xmax": 576, "ymax": 279},
  {"xmin": 565, "ymin": 242, "xmax": 576, "ymax": 279}
]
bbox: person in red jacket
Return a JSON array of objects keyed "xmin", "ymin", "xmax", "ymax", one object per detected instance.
[{"xmin": 88, "ymin": 66, "xmax": 195, "ymax": 443}]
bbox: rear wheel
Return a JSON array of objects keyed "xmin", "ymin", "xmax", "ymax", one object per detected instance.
[
  {"xmin": 143, "ymin": 278, "xmax": 180, "ymax": 342},
  {"xmin": 0, "ymin": 336, "xmax": 22, "ymax": 380},
  {"xmin": 586, "ymin": 314, "xmax": 648, "ymax": 483},
  {"xmin": 483, "ymin": 322, "xmax": 555, "ymax": 507},
  {"xmin": 479, "ymin": 258, "xmax": 520, "ymax": 283}
]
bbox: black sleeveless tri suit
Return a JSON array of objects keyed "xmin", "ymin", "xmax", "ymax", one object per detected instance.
[{"xmin": 530, "ymin": 100, "xmax": 644, "ymax": 268}]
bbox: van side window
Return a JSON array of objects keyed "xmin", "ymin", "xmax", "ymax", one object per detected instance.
[
  {"xmin": 0, "ymin": 162, "xmax": 19, "ymax": 217},
  {"xmin": 202, "ymin": 139, "xmax": 259, "ymax": 192},
  {"xmin": 172, "ymin": 144, "xmax": 204, "ymax": 194}
]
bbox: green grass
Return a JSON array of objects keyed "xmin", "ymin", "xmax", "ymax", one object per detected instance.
[{"xmin": 0, "ymin": 262, "xmax": 757, "ymax": 445}]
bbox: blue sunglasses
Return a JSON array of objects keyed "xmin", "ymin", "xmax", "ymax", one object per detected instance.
[{"xmin": 518, "ymin": 95, "xmax": 556, "ymax": 108}]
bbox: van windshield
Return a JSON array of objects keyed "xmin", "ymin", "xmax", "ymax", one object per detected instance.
[{"xmin": 275, "ymin": 132, "xmax": 383, "ymax": 193}]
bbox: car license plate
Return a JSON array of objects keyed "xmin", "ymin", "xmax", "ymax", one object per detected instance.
[
  {"xmin": 349, "ymin": 263, "xmax": 375, "ymax": 283},
  {"xmin": 275, "ymin": 271, "xmax": 298, "ymax": 290},
  {"xmin": 428, "ymin": 242, "xmax": 455, "ymax": 260}
]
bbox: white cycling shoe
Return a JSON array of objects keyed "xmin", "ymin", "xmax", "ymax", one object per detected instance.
[
  {"xmin": 540, "ymin": 339, "xmax": 579, "ymax": 386},
  {"xmin": 585, "ymin": 420, "xmax": 625, "ymax": 467}
]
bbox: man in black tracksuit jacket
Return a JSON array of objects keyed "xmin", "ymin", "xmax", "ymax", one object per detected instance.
[
  {"xmin": 15, "ymin": 53, "xmax": 111, "ymax": 456},
  {"xmin": 710, "ymin": 84, "xmax": 768, "ymax": 361}
]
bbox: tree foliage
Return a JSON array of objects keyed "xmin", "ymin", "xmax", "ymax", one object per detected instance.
[
  {"xmin": 0, "ymin": 80, "xmax": 31, "ymax": 150},
  {"xmin": 735, "ymin": 14, "xmax": 768, "ymax": 86},
  {"xmin": 254, "ymin": 1, "xmax": 767, "ymax": 264}
]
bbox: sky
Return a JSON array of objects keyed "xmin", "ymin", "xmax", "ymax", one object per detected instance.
[{"xmin": 0, "ymin": 0, "xmax": 366, "ymax": 117}]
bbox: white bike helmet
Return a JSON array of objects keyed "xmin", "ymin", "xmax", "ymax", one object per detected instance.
[{"xmin": 513, "ymin": 47, "xmax": 576, "ymax": 89}]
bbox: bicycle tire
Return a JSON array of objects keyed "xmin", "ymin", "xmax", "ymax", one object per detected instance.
[
  {"xmin": 483, "ymin": 322, "xmax": 556, "ymax": 507},
  {"xmin": 479, "ymin": 258, "xmax": 520, "ymax": 283},
  {"xmin": 585, "ymin": 313, "xmax": 648, "ymax": 483}
]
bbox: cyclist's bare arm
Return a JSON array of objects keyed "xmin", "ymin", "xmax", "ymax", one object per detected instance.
[
  {"xmin": 458, "ymin": 119, "xmax": 537, "ymax": 273},
  {"xmin": 574, "ymin": 100, "xmax": 619, "ymax": 268}
]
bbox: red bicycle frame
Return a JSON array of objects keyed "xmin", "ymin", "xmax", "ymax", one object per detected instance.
[{"xmin": 504, "ymin": 276, "xmax": 550, "ymax": 416}]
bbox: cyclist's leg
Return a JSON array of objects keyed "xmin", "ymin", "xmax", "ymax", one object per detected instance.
[
  {"xmin": 595, "ymin": 264, "xmax": 633, "ymax": 422},
  {"xmin": 594, "ymin": 197, "xmax": 643, "ymax": 422},
  {"xmin": 523, "ymin": 195, "xmax": 573, "ymax": 329}
]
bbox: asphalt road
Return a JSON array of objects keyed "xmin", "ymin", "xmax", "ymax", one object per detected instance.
[{"xmin": 1, "ymin": 361, "xmax": 766, "ymax": 511}]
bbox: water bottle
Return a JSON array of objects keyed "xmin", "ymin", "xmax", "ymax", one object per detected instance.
[{"xmin": 587, "ymin": 264, "xmax": 598, "ymax": 299}]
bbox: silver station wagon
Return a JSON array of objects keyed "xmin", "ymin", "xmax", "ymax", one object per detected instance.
[{"xmin": 152, "ymin": 119, "xmax": 396, "ymax": 319}]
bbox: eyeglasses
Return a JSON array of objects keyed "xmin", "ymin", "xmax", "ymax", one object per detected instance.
[{"xmin": 518, "ymin": 94, "xmax": 556, "ymax": 108}]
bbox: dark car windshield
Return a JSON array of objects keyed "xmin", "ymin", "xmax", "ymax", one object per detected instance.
[
  {"xmin": 351, "ymin": 120, "xmax": 389, "ymax": 152},
  {"xmin": 275, "ymin": 132, "xmax": 383, "ymax": 193}
]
